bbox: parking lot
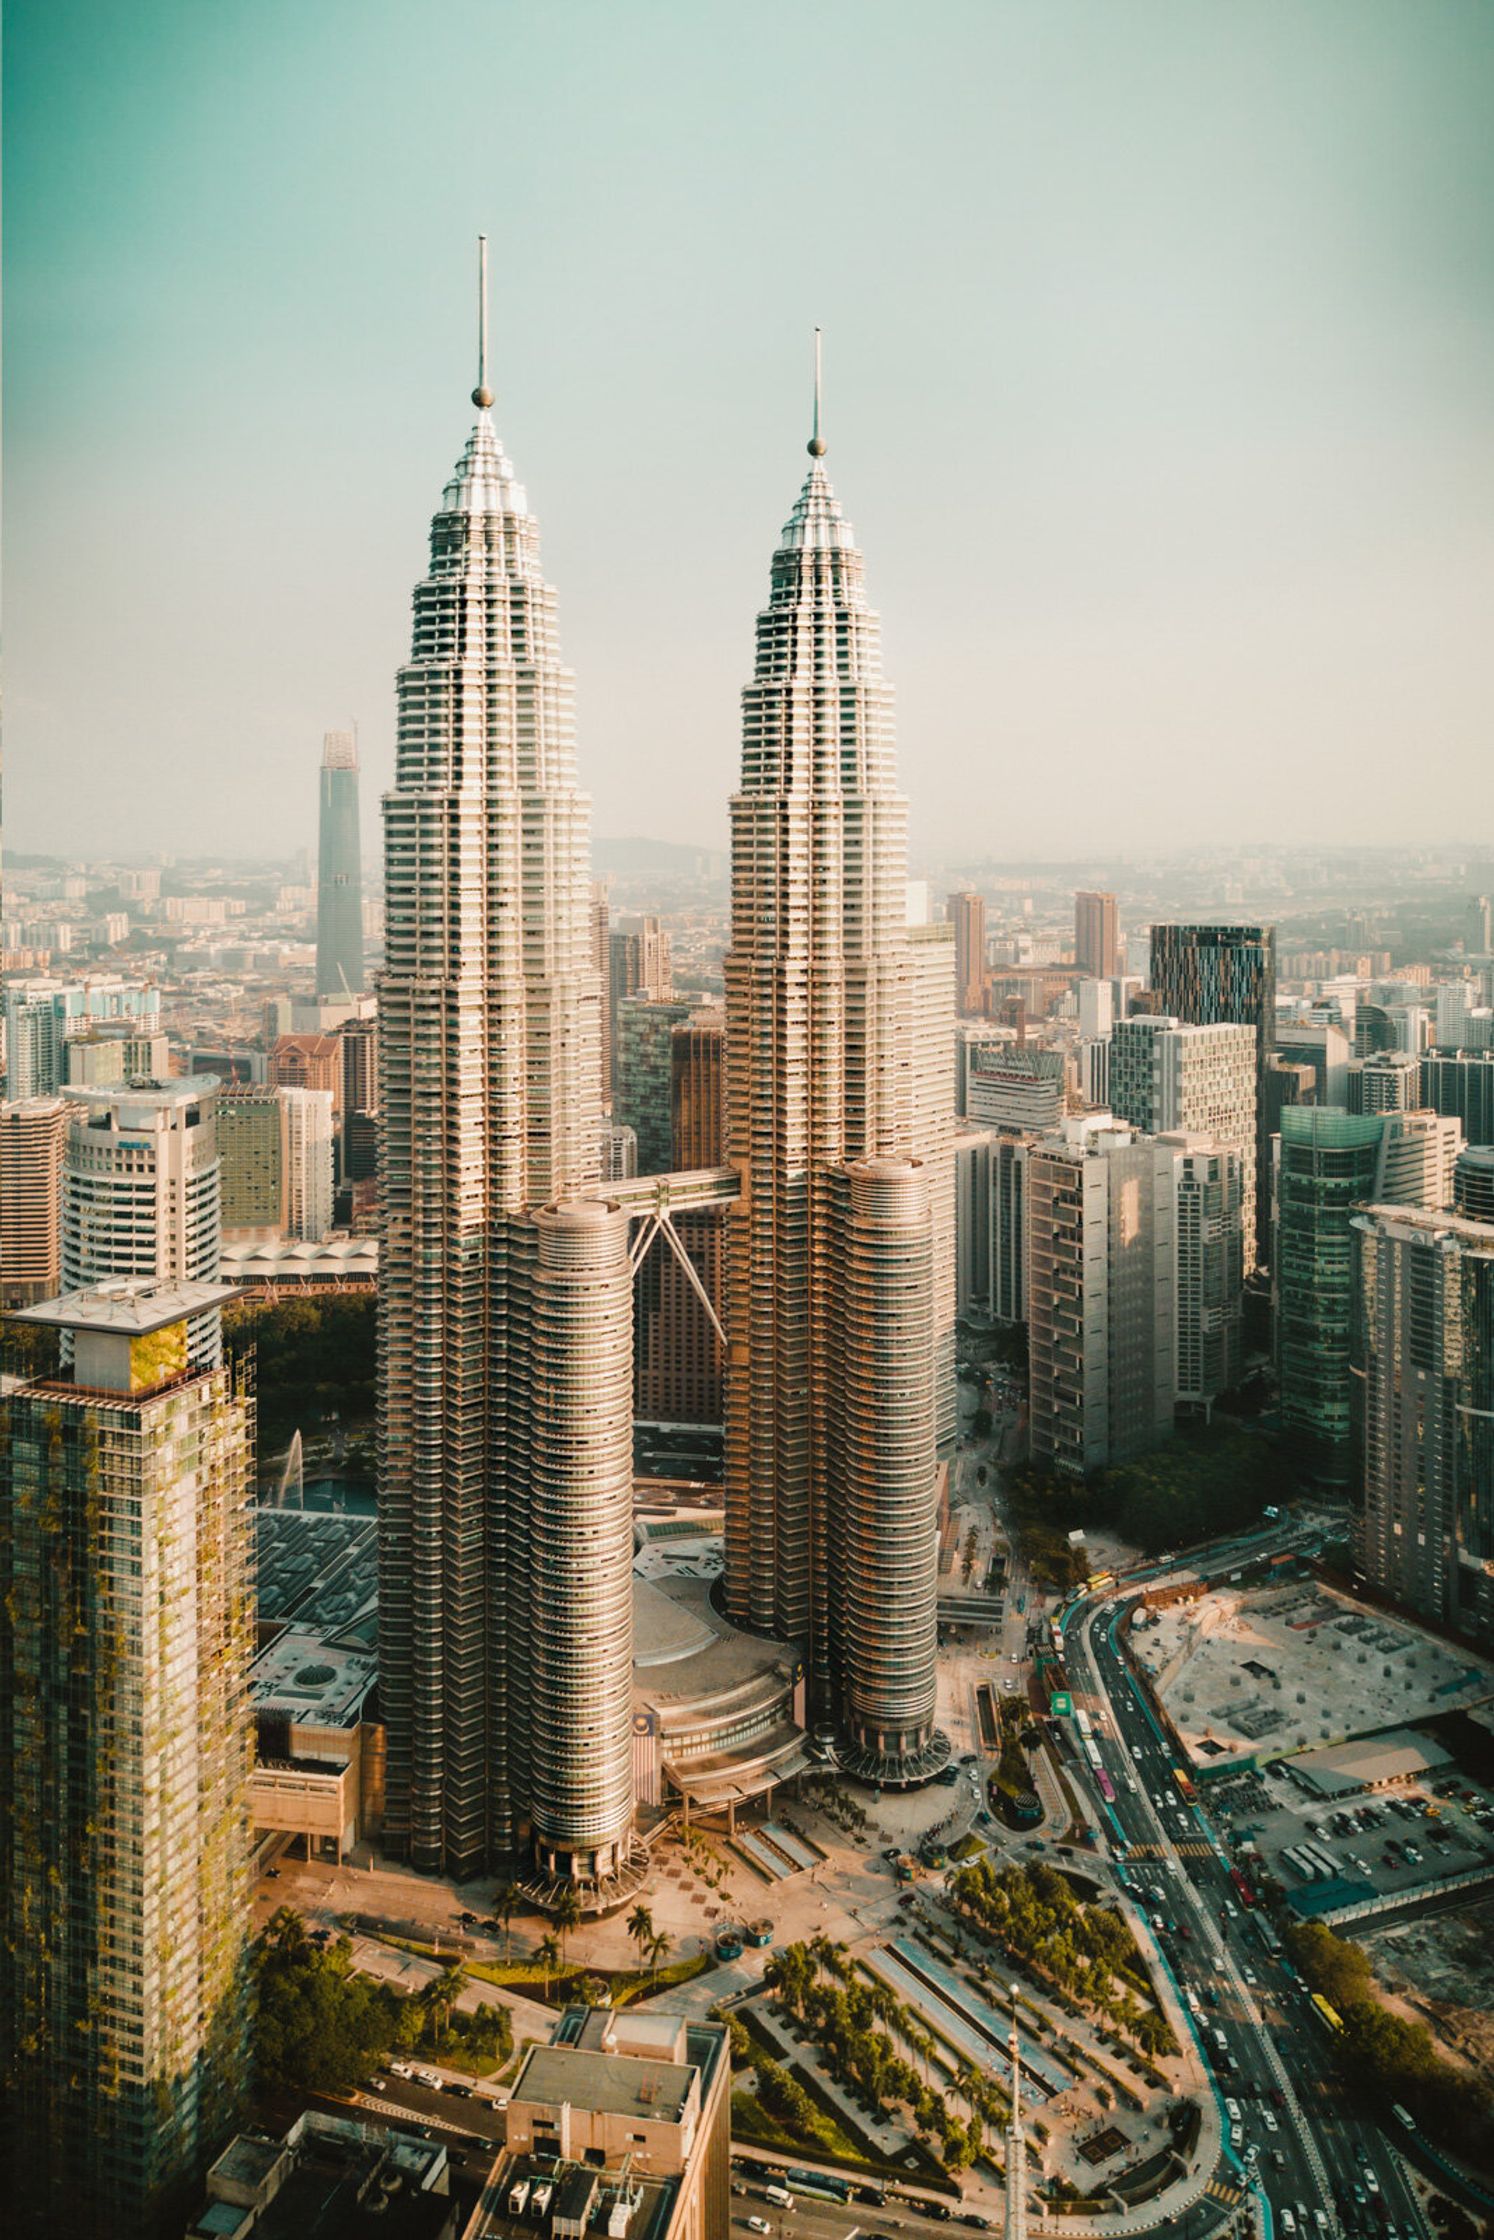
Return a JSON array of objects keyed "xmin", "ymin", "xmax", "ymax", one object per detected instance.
[{"xmin": 1202, "ymin": 1757, "xmax": 1494, "ymax": 1910}]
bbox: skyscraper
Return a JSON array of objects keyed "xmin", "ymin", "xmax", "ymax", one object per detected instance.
[
  {"xmin": 0, "ymin": 1095, "xmax": 71, "ymax": 1305},
  {"xmin": 636, "ymin": 1010, "xmax": 725, "ymax": 1424},
  {"xmin": 723, "ymin": 347, "xmax": 948, "ymax": 1780},
  {"xmin": 63, "ymin": 1078, "xmax": 223, "ymax": 1368},
  {"xmin": 1027, "ymin": 1118, "xmax": 1177, "ymax": 1474},
  {"xmin": 1149, "ymin": 922, "xmax": 1276, "ymax": 1266},
  {"xmin": 315, "ymin": 728, "xmax": 365, "ymax": 998},
  {"xmin": 0, "ymin": 1277, "xmax": 254, "ymax": 2235},
  {"xmin": 1109, "ymin": 1014, "xmax": 1257, "ymax": 1274},
  {"xmin": 1421, "ymin": 1048, "xmax": 1494, "ymax": 1146},
  {"xmin": 1275, "ymin": 1106, "xmax": 1460, "ymax": 1484},
  {"xmin": 946, "ymin": 890, "xmax": 987, "ymax": 1015},
  {"xmin": 377, "ymin": 247, "xmax": 637, "ymax": 1894},
  {"xmin": 1074, "ymin": 889, "xmax": 1119, "ymax": 980},
  {"xmin": 607, "ymin": 918, "xmax": 672, "ymax": 1100},
  {"xmin": 615, "ymin": 996, "xmax": 693, "ymax": 1176},
  {"xmin": 1167, "ymin": 1134, "xmax": 1245, "ymax": 1410},
  {"xmin": 1352, "ymin": 1204, "xmax": 1494, "ymax": 1649}
]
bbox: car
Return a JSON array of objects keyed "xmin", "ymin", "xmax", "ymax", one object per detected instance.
[
  {"xmin": 960, "ymin": 2217, "xmax": 991, "ymax": 2229},
  {"xmin": 457, "ymin": 1909, "xmax": 478, "ymax": 1924},
  {"xmin": 1281, "ymin": 2214, "xmax": 1297, "ymax": 2237},
  {"xmin": 1263, "ymin": 2111, "xmax": 1278, "ymax": 2133},
  {"xmin": 731, "ymin": 2185, "xmax": 748, "ymax": 2198},
  {"xmin": 748, "ymin": 2219, "xmax": 772, "ymax": 2232},
  {"xmin": 265, "ymin": 1866, "xmax": 280, "ymax": 1879},
  {"xmin": 925, "ymin": 2206, "xmax": 952, "ymax": 2223},
  {"xmin": 1364, "ymin": 2172, "xmax": 1380, "ymax": 2197},
  {"xmin": 1268, "ymin": 2086, "xmax": 1285, "ymax": 2109}
]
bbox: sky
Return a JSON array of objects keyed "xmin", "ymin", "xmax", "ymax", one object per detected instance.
[{"xmin": 7, "ymin": 0, "xmax": 1494, "ymax": 866}]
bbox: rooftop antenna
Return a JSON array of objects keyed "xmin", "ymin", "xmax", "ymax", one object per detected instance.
[
  {"xmin": 807, "ymin": 326, "xmax": 826, "ymax": 458},
  {"xmin": 473, "ymin": 234, "xmax": 494, "ymax": 409}
]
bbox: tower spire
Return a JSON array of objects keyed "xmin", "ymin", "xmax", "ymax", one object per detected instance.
[
  {"xmin": 472, "ymin": 233, "xmax": 494, "ymax": 410},
  {"xmin": 807, "ymin": 326, "xmax": 826, "ymax": 458}
]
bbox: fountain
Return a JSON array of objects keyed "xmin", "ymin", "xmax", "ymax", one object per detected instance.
[{"xmin": 278, "ymin": 1429, "xmax": 304, "ymax": 1510}]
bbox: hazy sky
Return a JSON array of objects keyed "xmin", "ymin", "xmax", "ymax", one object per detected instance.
[{"xmin": 8, "ymin": 0, "xmax": 1494, "ymax": 866}]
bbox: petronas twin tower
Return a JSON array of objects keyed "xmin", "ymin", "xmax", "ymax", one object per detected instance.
[{"xmin": 378, "ymin": 254, "xmax": 951, "ymax": 1895}]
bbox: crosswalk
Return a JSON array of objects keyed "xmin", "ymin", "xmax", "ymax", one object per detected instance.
[
  {"xmin": 1125, "ymin": 1839, "xmax": 1214, "ymax": 1859},
  {"xmin": 1205, "ymin": 2177, "xmax": 1247, "ymax": 2207}
]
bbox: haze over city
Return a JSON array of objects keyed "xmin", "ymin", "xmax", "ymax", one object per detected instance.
[{"xmin": 9, "ymin": 0, "xmax": 1494, "ymax": 863}]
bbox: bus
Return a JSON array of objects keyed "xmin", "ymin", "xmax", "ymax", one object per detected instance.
[
  {"xmin": 1097, "ymin": 1770, "xmax": 1116, "ymax": 1803},
  {"xmin": 1255, "ymin": 1916, "xmax": 1283, "ymax": 1957},
  {"xmin": 1075, "ymin": 1707, "xmax": 1093, "ymax": 1740},
  {"xmin": 788, "ymin": 2170, "xmax": 852, "ymax": 2202},
  {"xmin": 1310, "ymin": 1993, "xmax": 1343, "ymax": 2035},
  {"xmin": 1229, "ymin": 1867, "xmax": 1257, "ymax": 1911},
  {"xmin": 1088, "ymin": 1571, "xmax": 1114, "ymax": 1596},
  {"xmin": 1173, "ymin": 1768, "xmax": 1197, "ymax": 1805}
]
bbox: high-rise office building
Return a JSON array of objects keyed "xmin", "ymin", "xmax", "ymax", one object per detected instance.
[
  {"xmin": 315, "ymin": 729, "xmax": 365, "ymax": 998},
  {"xmin": 338, "ymin": 1012, "xmax": 379, "ymax": 1118},
  {"xmin": 946, "ymin": 890, "xmax": 987, "ymax": 1016},
  {"xmin": 1421, "ymin": 1048, "xmax": 1494, "ymax": 1147},
  {"xmin": 0, "ymin": 1096, "xmax": 71, "ymax": 1305},
  {"xmin": 281, "ymin": 1086, "xmax": 336, "ymax": 1241},
  {"xmin": 1453, "ymin": 1144, "xmax": 1494, "ymax": 1222},
  {"xmin": 269, "ymin": 1031, "xmax": 343, "ymax": 1122},
  {"xmin": 4, "ymin": 977, "xmax": 161, "ymax": 1099},
  {"xmin": 1275, "ymin": 1106, "xmax": 1461, "ymax": 1485},
  {"xmin": 1150, "ymin": 923, "xmax": 1276, "ymax": 1265},
  {"xmin": 0, "ymin": 1277, "xmax": 254, "ymax": 2235},
  {"xmin": 954, "ymin": 1020, "xmax": 1014, "ymax": 1117},
  {"xmin": 989, "ymin": 1132, "xmax": 1034, "ymax": 1326},
  {"xmin": 1275, "ymin": 1020, "xmax": 1351, "ymax": 1108},
  {"xmin": 1347, "ymin": 1052, "xmax": 1419, "ymax": 1115},
  {"xmin": 1352, "ymin": 1204, "xmax": 1494, "ymax": 1650},
  {"xmin": 1027, "ymin": 1118, "xmax": 1177, "ymax": 1474},
  {"xmin": 616, "ymin": 996, "xmax": 693, "ymax": 1176},
  {"xmin": 62, "ymin": 1027, "xmax": 170, "ymax": 1088},
  {"xmin": 637, "ymin": 1010, "xmax": 725, "ymax": 1425},
  {"xmin": 217, "ymin": 1086, "xmax": 286, "ymax": 1234},
  {"xmin": 1109, "ymin": 1014, "xmax": 1257, "ymax": 1274},
  {"xmin": 1465, "ymin": 896, "xmax": 1492, "ymax": 957},
  {"xmin": 966, "ymin": 1044, "xmax": 1066, "ymax": 1134},
  {"xmin": 911, "ymin": 920, "xmax": 958, "ymax": 1454},
  {"xmin": 63, "ymin": 1078, "xmax": 223, "ymax": 1369},
  {"xmin": 377, "ymin": 269, "xmax": 637, "ymax": 1895},
  {"xmin": 1074, "ymin": 890, "xmax": 1119, "ymax": 980},
  {"xmin": 1166, "ymin": 1134, "xmax": 1245, "ymax": 1409},
  {"xmin": 953, "ymin": 1126, "xmax": 993, "ymax": 1315},
  {"xmin": 607, "ymin": 919, "xmax": 672, "ymax": 1099},
  {"xmin": 722, "ymin": 366, "xmax": 948, "ymax": 1780}
]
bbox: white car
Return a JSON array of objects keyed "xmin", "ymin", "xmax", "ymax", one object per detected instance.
[
  {"xmin": 748, "ymin": 2220, "xmax": 772, "ymax": 2233},
  {"xmin": 1263, "ymin": 2110, "xmax": 1279, "ymax": 2133}
]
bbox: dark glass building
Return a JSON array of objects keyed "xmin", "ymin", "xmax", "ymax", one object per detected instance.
[{"xmin": 315, "ymin": 729, "xmax": 365, "ymax": 998}]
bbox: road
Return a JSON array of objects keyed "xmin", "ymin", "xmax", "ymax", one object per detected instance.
[{"xmin": 1061, "ymin": 1569, "xmax": 1427, "ymax": 2240}]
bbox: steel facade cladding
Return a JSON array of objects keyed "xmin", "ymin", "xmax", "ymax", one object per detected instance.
[
  {"xmin": 722, "ymin": 425, "xmax": 949, "ymax": 1770},
  {"xmin": 377, "ymin": 386, "xmax": 632, "ymax": 1886}
]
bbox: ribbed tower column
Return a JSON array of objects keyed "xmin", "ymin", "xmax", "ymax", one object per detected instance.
[
  {"xmin": 723, "ymin": 345, "xmax": 950, "ymax": 1776},
  {"xmin": 378, "ymin": 246, "xmax": 605, "ymax": 1881},
  {"xmin": 831, "ymin": 1158, "xmax": 948, "ymax": 1780},
  {"xmin": 523, "ymin": 1198, "xmax": 643, "ymax": 1895}
]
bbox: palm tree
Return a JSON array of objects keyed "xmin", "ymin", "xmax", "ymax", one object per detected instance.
[
  {"xmin": 553, "ymin": 1885, "xmax": 583, "ymax": 1968},
  {"xmin": 426, "ymin": 1959, "xmax": 467, "ymax": 2046},
  {"xmin": 493, "ymin": 1881, "xmax": 521, "ymax": 1965},
  {"xmin": 646, "ymin": 1929, "xmax": 673, "ymax": 1984},
  {"xmin": 627, "ymin": 1903, "xmax": 655, "ymax": 1971},
  {"xmin": 536, "ymin": 1934, "xmax": 562, "ymax": 1997}
]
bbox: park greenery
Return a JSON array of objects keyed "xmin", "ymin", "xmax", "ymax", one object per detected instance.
[
  {"xmin": 224, "ymin": 1294, "xmax": 376, "ymax": 1466},
  {"xmin": 1283, "ymin": 1921, "xmax": 1494, "ymax": 2167},
  {"xmin": 948, "ymin": 1858, "xmax": 1175, "ymax": 2064},
  {"xmin": 755, "ymin": 1940, "xmax": 991, "ymax": 2173},
  {"xmin": 254, "ymin": 1909, "xmax": 511, "ymax": 2094},
  {"xmin": 1004, "ymin": 1418, "xmax": 1287, "ymax": 1582}
]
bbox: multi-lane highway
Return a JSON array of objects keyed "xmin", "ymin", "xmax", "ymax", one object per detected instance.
[{"xmin": 1061, "ymin": 1572, "xmax": 1427, "ymax": 2240}]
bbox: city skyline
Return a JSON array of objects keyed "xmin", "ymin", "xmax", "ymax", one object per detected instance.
[{"xmin": 9, "ymin": 2, "xmax": 1494, "ymax": 864}]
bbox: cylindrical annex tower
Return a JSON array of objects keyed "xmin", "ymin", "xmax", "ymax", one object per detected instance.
[
  {"xmin": 831, "ymin": 1158, "xmax": 946, "ymax": 1779},
  {"xmin": 524, "ymin": 1198, "xmax": 642, "ymax": 1892}
]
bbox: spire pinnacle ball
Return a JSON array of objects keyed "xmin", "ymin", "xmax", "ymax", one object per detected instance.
[
  {"xmin": 807, "ymin": 435, "xmax": 827, "ymax": 457},
  {"xmin": 473, "ymin": 385, "xmax": 494, "ymax": 408}
]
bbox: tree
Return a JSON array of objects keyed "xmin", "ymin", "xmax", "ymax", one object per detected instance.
[
  {"xmin": 494, "ymin": 1882, "xmax": 521, "ymax": 1965},
  {"xmin": 627, "ymin": 1903, "xmax": 655, "ymax": 1970},
  {"xmin": 424, "ymin": 1960, "xmax": 467, "ymax": 2045},
  {"xmin": 536, "ymin": 1934, "xmax": 562, "ymax": 1996},
  {"xmin": 254, "ymin": 1908, "xmax": 400, "ymax": 2094},
  {"xmin": 553, "ymin": 1885, "xmax": 583, "ymax": 1966},
  {"xmin": 647, "ymin": 1929, "xmax": 673, "ymax": 1983}
]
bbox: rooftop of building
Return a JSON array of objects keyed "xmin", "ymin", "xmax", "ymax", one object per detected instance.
[
  {"xmin": 250, "ymin": 1622, "xmax": 378, "ymax": 1725},
  {"xmin": 67, "ymin": 1073, "xmax": 219, "ymax": 1111},
  {"xmin": 194, "ymin": 2112, "xmax": 450, "ymax": 2240},
  {"xmin": 255, "ymin": 1505, "xmax": 379, "ymax": 1636},
  {"xmin": 465, "ymin": 2151, "xmax": 678, "ymax": 2240},
  {"xmin": 1286, "ymin": 1729, "xmax": 1454, "ymax": 1797},
  {"xmin": 13, "ymin": 1275, "xmax": 240, "ymax": 1336},
  {"xmin": 1353, "ymin": 1202, "xmax": 1494, "ymax": 1250},
  {"xmin": 512, "ymin": 2045, "xmax": 694, "ymax": 2126},
  {"xmin": 223, "ymin": 1233, "xmax": 378, "ymax": 1281}
]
